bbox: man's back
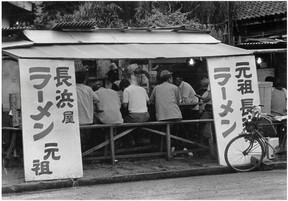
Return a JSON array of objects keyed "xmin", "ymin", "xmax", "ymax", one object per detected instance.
[
  {"xmin": 76, "ymin": 84, "xmax": 98, "ymax": 124},
  {"xmin": 179, "ymin": 81, "xmax": 199, "ymax": 110},
  {"xmin": 123, "ymin": 85, "xmax": 149, "ymax": 113},
  {"xmin": 151, "ymin": 82, "xmax": 182, "ymax": 121},
  {"xmin": 95, "ymin": 88, "xmax": 123, "ymax": 124},
  {"xmin": 271, "ymin": 88, "xmax": 287, "ymax": 115}
]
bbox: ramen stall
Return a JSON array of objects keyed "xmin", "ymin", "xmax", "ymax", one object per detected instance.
[{"xmin": 2, "ymin": 29, "xmax": 260, "ymax": 182}]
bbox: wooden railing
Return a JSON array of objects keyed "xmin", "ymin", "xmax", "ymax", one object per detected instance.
[
  {"xmin": 79, "ymin": 119, "xmax": 215, "ymax": 165},
  {"xmin": 2, "ymin": 119, "xmax": 215, "ymax": 166}
]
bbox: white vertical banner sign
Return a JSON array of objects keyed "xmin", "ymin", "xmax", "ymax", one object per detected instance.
[
  {"xmin": 207, "ymin": 56, "xmax": 260, "ymax": 165},
  {"xmin": 19, "ymin": 59, "xmax": 83, "ymax": 181}
]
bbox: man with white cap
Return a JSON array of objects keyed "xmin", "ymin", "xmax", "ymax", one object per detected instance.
[{"xmin": 150, "ymin": 70, "xmax": 182, "ymax": 121}]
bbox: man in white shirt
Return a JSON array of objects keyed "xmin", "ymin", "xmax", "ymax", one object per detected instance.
[
  {"xmin": 173, "ymin": 72, "xmax": 199, "ymax": 119},
  {"xmin": 122, "ymin": 73, "xmax": 150, "ymax": 146},
  {"xmin": 122, "ymin": 73, "xmax": 150, "ymax": 123}
]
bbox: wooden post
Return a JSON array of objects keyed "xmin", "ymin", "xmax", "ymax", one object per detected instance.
[
  {"xmin": 209, "ymin": 135, "xmax": 216, "ymax": 159},
  {"xmin": 9, "ymin": 93, "xmax": 21, "ymax": 127},
  {"xmin": 109, "ymin": 127, "xmax": 115, "ymax": 166},
  {"xmin": 104, "ymin": 131, "xmax": 108, "ymax": 156},
  {"xmin": 166, "ymin": 124, "xmax": 171, "ymax": 160},
  {"xmin": 6, "ymin": 131, "xmax": 17, "ymax": 159},
  {"xmin": 148, "ymin": 60, "xmax": 153, "ymax": 95}
]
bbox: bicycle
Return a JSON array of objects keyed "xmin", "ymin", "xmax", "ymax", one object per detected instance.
[{"xmin": 224, "ymin": 105, "xmax": 287, "ymax": 172}]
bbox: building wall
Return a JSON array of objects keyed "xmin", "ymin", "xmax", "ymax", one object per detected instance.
[
  {"xmin": 257, "ymin": 68, "xmax": 275, "ymax": 82},
  {"xmin": 2, "ymin": 58, "xmax": 21, "ymax": 112}
]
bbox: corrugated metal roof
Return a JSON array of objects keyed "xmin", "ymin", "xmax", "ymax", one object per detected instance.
[
  {"xmin": 51, "ymin": 21, "xmax": 97, "ymax": 30},
  {"xmin": 2, "ymin": 26, "xmax": 32, "ymax": 31},
  {"xmin": 239, "ymin": 42, "xmax": 284, "ymax": 45},
  {"xmin": 236, "ymin": 1, "xmax": 287, "ymax": 20},
  {"xmin": 22, "ymin": 30, "xmax": 220, "ymax": 44},
  {"xmin": 3, "ymin": 43, "xmax": 252, "ymax": 60}
]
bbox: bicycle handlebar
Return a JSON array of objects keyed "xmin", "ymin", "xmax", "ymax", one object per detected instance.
[{"xmin": 251, "ymin": 105, "xmax": 287, "ymax": 122}]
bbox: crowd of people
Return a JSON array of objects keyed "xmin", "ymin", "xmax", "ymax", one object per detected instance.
[
  {"xmin": 76, "ymin": 70, "xmax": 210, "ymax": 124},
  {"xmin": 76, "ymin": 64, "xmax": 213, "ymax": 150}
]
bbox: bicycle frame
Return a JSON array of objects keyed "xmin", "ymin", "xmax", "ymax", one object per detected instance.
[
  {"xmin": 252, "ymin": 127, "xmax": 281, "ymax": 158},
  {"xmin": 240, "ymin": 125, "xmax": 278, "ymax": 157}
]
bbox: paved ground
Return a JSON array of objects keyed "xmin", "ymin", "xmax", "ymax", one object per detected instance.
[
  {"xmin": 2, "ymin": 154, "xmax": 216, "ymax": 185},
  {"xmin": 2, "ymin": 153, "xmax": 286, "ymax": 194}
]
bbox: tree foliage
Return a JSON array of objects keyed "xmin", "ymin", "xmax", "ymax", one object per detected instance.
[
  {"xmin": 59, "ymin": 2, "xmax": 124, "ymax": 28},
  {"xmin": 33, "ymin": 1, "xmax": 81, "ymax": 29},
  {"xmin": 132, "ymin": 2, "xmax": 191, "ymax": 27},
  {"xmin": 34, "ymin": 1, "xmax": 124, "ymax": 29},
  {"xmin": 33, "ymin": 1, "xmax": 235, "ymax": 31},
  {"xmin": 182, "ymin": 1, "xmax": 232, "ymax": 24}
]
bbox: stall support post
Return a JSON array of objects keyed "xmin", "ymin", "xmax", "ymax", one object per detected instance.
[
  {"xmin": 166, "ymin": 124, "xmax": 172, "ymax": 160},
  {"xmin": 209, "ymin": 130, "xmax": 217, "ymax": 160},
  {"xmin": 109, "ymin": 127, "xmax": 115, "ymax": 166},
  {"xmin": 6, "ymin": 130, "xmax": 17, "ymax": 159}
]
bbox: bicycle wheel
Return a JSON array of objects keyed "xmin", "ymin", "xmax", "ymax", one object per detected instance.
[{"xmin": 224, "ymin": 134, "xmax": 265, "ymax": 172}]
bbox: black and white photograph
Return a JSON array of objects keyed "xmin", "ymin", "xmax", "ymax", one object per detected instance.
[{"xmin": 2, "ymin": 1, "xmax": 287, "ymax": 200}]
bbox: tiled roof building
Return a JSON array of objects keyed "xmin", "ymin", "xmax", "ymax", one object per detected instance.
[
  {"xmin": 233, "ymin": 1, "xmax": 287, "ymax": 86},
  {"xmin": 236, "ymin": 1, "xmax": 287, "ymax": 20},
  {"xmin": 234, "ymin": 1, "xmax": 287, "ymax": 45}
]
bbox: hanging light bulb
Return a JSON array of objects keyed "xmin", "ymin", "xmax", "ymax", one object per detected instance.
[
  {"xmin": 256, "ymin": 57, "xmax": 262, "ymax": 64},
  {"xmin": 188, "ymin": 58, "xmax": 195, "ymax": 66}
]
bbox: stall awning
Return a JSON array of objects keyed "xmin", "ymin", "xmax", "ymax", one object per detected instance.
[
  {"xmin": 22, "ymin": 30, "xmax": 220, "ymax": 44},
  {"xmin": 2, "ymin": 40, "xmax": 33, "ymax": 49},
  {"xmin": 3, "ymin": 43, "xmax": 252, "ymax": 60}
]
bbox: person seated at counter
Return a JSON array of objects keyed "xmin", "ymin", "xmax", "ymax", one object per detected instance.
[
  {"xmin": 94, "ymin": 80, "xmax": 123, "ymax": 124},
  {"xmin": 76, "ymin": 72, "xmax": 99, "ymax": 151},
  {"xmin": 150, "ymin": 70, "xmax": 182, "ymax": 121},
  {"xmin": 150, "ymin": 70, "xmax": 183, "ymax": 150},
  {"xmin": 106, "ymin": 62, "xmax": 120, "ymax": 89},
  {"xmin": 173, "ymin": 72, "xmax": 199, "ymax": 119},
  {"xmin": 122, "ymin": 73, "xmax": 150, "ymax": 123},
  {"xmin": 197, "ymin": 77, "xmax": 215, "ymax": 147},
  {"xmin": 119, "ymin": 78, "xmax": 131, "ymax": 105},
  {"xmin": 122, "ymin": 73, "xmax": 150, "ymax": 146},
  {"xmin": 172, "ymin": 72, "xmax": 202, "ymax": 141},
  {"xmin": 76, "ymin": 72, "xmax": 99, "ymax": 125}
]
